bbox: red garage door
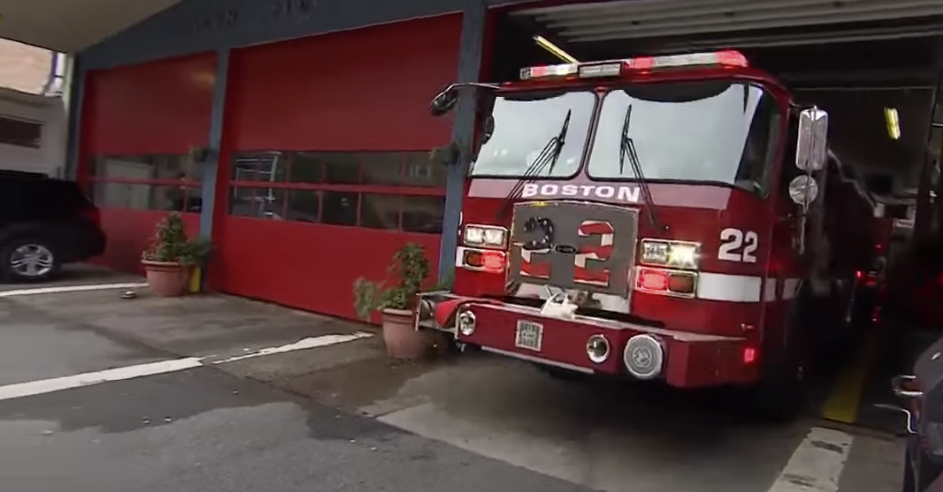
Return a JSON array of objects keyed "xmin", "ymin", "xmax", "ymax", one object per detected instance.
[
  {"xmin": 81, "ymin": 54, "xmax": 215, "ymax": 273},
  {"xmin": 214, "ymin": 14, "xmax": 461, "ymax": 320}
]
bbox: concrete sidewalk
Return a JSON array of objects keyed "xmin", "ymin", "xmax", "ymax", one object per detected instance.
[{"xmin": 1, "ymin": 265, "xmax": 387, "ymax": 380}]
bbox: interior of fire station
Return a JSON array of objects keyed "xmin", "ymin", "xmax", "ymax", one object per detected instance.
[{"xmin": 484, "ymin": 2, "xmax": 943, "ymax": 431}]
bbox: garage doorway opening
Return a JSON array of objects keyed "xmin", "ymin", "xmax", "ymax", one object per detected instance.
[
  {"xmin": 488, "ymin": 10, "xmax": 943, "ymax": 253},
  {"xmin": 490, "ymin": 15, "xmax": 941, "ymax": 203}
]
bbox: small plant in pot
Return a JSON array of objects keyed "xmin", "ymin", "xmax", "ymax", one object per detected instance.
[
  {"xmin": 141, "ymin": 212, "xmax": 210, "ymax": 297},
  {"xmin": 353, "ymin": 242, "xmax": 431, "ymax": 360}
]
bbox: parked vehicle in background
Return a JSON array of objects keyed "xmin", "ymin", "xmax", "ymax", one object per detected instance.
[
  {"xmin": 0, "ymin": 170, "xmax": 106, "ymax": 282},
  {"xmin": 883, "ymin": 334, "xmax": 943, "ymax": 492}
]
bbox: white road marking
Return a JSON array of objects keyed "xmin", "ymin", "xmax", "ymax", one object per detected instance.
[
  {"xmin": 0, "ymin": 357, "xmax": 204, "ymax": 401},
  {"xmin": 212, "ymin": 332, "xmax": 374, "ymax": 364},
  {"xmin": 0, "ymin": 332, "xmax": 373, "ymax": 402},
  {"xmin": 0, "ymin": 282, "xmax": 148, "ymax": 298},
  {"xmin": 767, "ymin": 427, "xmax": 854, "ymax": 492}
]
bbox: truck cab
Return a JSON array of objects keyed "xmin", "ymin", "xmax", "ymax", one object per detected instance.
[{"xmin": 416, "ymin": 50, "xmax": 860, "ymax": 415}]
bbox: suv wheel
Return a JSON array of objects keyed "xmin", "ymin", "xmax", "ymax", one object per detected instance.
[{"xmin": 0, "ymin": 238, "xmax": 59, "ymax": 282}]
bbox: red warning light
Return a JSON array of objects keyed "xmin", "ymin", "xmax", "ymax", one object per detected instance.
[
  {"xmin": 638, "ymin": 269, "xmax": 669, "ymax": 291},
  {"xmin": 743, "ymin": 347, "xmax": 757, "ymax": 364}
]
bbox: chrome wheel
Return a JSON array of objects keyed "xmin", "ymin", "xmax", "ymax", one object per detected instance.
[{"xmin": 10, "ymin": 244, "xmax": 54, "ymax": 278}]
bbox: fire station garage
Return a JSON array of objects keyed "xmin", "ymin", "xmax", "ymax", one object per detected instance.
[
  {"xmin": 66, "ymin": 0, "xmax": 942, "ymax": 331},
  {"xmin": 75, "ymin": 3, "xmax": 472, "ymax": 320}
]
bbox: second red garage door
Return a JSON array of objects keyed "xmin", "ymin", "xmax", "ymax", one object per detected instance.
[{"xmin": 214, "ymin": 14, "xmax": 462, "ymax": 320}]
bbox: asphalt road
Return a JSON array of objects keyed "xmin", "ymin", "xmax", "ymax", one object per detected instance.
[
  {"xmin": 0, "ymin": 278, "xmax": 908, "ymax": 492},
  {"xmin": 0, "ymin": 299, "xmax": 592, "ymax": 492}
]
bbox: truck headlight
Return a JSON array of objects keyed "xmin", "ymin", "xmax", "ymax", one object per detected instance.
[
  {"xmin": 463, "ymin": 224, "xmax": 507, "ymax": 249},
  {"xmin": 640, "ymin": 239, "xmax": 700, "ymax": 270},
  {"xmin": 458, "ymin": 311, "xmax": 476, "ymax": 336},
  {"xmin": 586, "ymin": 335, "xmax": 610, "ymax": 364}
]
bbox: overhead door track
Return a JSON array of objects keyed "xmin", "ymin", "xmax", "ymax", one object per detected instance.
[{"xmin": 513, "ymin": 0, "xmax": 943, "ymax": 43}]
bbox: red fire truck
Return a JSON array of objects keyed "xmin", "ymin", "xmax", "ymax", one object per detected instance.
[{"xmin": 415, "ymin": 50, "xmax": 876, "ymax": 417}]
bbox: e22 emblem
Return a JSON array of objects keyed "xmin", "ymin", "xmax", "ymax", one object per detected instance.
[{"xmin": 717, "ymin": 228, "xmax": 758, "ymax": 263}]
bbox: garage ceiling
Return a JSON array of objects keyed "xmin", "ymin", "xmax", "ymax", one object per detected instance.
[
  {"xmin": 512, "ymin": 0, "xmax": 943, "ymax": 46},
  {"xmin": 0, "ymin": 0, "xmax": 185, "ymax": 52}
]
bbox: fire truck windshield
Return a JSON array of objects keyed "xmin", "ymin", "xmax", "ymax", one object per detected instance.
[
  {"xmin": 470, "ymin": 91, "xmax": 595, "ymax": 178},
  {"xmin": 588, "ymin": 80, "xmax": 781, "ymax": 194}
]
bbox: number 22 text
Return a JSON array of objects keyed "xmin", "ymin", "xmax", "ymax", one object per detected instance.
[{"xmin": 717, "ymin": 228, "xmax": 758, "ymax": 263}]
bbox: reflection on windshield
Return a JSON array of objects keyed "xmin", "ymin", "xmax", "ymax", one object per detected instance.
[
  {"xmin": 588, "ymin": 82, "xmax": 780, "ymax": 192},
  {"xmin": 470, "ymin": 92, "xmax": 595, "ymax": 178}
]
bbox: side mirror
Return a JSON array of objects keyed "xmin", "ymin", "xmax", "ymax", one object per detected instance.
[
  {"xmin": 430, "ymin": 86, "xmax": 459, "ymax": 117},
  {"xmin": 796, "ymin": 107, "xmax": 829, "ymax": 172},
  {"xmin": 788, "ymin": 175, "xmax": 819, "ymax": 211}
]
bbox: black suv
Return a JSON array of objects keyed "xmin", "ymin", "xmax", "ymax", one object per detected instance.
[{"xmin": 0, "ymin": 170, "xmax": 106, "ymax": 282}]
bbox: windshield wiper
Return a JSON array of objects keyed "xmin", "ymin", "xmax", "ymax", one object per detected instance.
[
  {"xmin": 497, "ymin": 109, "xmax": 572, "ymax": 219},
  {"xmin": 619, "ymin": 105, "xmax": 659, "ymax": 228}
]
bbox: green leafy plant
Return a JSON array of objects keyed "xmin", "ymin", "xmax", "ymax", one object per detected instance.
[
  {"xmin": 353, "ymin": 243, "xmax": 431, "ymax": 321},
  {"xmin": 142, "ymin": 212, "xmax": 211, "ymax": 266},
  {"xmin": 189, "ymin": 145, "xmax": 210, "ymax": 163},
  {"xmin": 429, "ymin": 141, "xmax": 460, "ymax": 166},
  {"xmin": 433, "ymin": 266, "xmax": 454, "ymax": 291}
]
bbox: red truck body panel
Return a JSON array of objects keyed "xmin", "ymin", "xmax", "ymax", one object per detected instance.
[{"xmin": 422, "ymin": 61, "xmax": 816, "ymax": 388}]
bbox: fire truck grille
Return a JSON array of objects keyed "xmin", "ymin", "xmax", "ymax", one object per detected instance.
[{"xmin": 507, "ymin": 200, "xmax": 639, "ymax": 298}]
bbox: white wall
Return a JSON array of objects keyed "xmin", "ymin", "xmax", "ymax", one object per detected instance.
[{"xmin": 0, "ymin": 93, "xmax": 67, "ymax": 178}]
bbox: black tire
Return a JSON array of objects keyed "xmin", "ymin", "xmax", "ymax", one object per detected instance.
[
  {"xmin": 537, "ymin": 365, "xmax": 587, "ymax": 382},
  {"xmin": 752, "ymin": 299, "xmax": 811, "ymax": 422},
  {"xmin": 904, "ymin": 447, "xmax": 943, "ymax": 492},
  {"xmin": 903, "ymin": 449, "xmax": 916, "ymax": 492},
  {"xmin": 0, "ymin": 236, "xmax": 61, "ymax": 283}
]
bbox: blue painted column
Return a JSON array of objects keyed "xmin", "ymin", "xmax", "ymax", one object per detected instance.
[
  {"xmin": 199, "ymin": 48, "xmax": 230, "ymax": 238},
  {"xmin": 193, "ymin": 48, "xmax": 230, "ymax": 291},
  {"xmin": 438, "ymin": 0, "xmax": 488, "ymax": 280}
]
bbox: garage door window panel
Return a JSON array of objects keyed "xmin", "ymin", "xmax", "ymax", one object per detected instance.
[
  {"xmin": 286, "ymin": 190, "xmax": 321, "ymax": 222},
  {"xmin": 229, "ymin": 186, "xmax": 287, "ymax": 219},
  {"xmin": 402, "ymin": 195, "xmax": 445, "ymax": 234},
  {"xmin": 231, "ymin": 153, "xmax": 287, "ymax": 182},
  {"xmin": 323, "ymin": 153, "xmax": 361, "ymax": 185},
  {"xmin": 288, "ymin": 153, "xmax": 324, "ymax": 183},
  {"xmin": 227, "ymin": 151, "xmax": 445, "ymax": 234},
  {"xmin": 321, "ymin": 191, "xmax": 359, "ymax": 226},
  {"xmin": 404, "ymin": 152, "xmax": 448, "ymax": 188},
  {"xmin": 360, "ymin": 193, "xmax": 401, "ymax": 230},
  {"xmin": 89, "ymin": 154, "xmax": 203, "ymax": 212}
]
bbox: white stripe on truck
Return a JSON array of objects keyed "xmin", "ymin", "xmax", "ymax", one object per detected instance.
[{"xmin": 697, "ymin": 272, "xmax": 763, "ymax": 303}]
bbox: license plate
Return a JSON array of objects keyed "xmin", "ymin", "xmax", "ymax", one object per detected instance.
[{"xmin": 515, "ymin": 320, "xmax": 543, "ymax": 352}]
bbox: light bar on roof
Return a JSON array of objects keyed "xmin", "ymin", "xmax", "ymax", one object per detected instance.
[
  {"xmin": 626, "ymin": 50, "xmax": 748, "ymax": 70},
  {"xmin": 519, "ymin": 50, "xmax": 748, "ymax": 81},
  {"xmin": 520, "ymin": 63, "xmax": 578, "ymax": 80}
]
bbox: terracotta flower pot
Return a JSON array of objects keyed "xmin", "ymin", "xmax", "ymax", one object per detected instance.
[
  {"xmin": 142, "ymin": 260, "xmax": 190, "ymax": 297},
  {"xmin": 381, "ymin": 308, "xmax": 427, "ymax": 360}
]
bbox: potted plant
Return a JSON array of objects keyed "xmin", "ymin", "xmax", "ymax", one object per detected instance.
[
  {"xmin": 141, "ymin": 212, "xmax": 210, "ymax": 297},
  {"xmin": 189, "ymin": 145, "xmax": 211, "ymax": 164},
  {"xmin": 429, "ymin": 141, "xmax": 460, "ymax": 166},
  {"xmin": 353, "ymin": 242, "xmax": 431, "ymax": 360}
]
